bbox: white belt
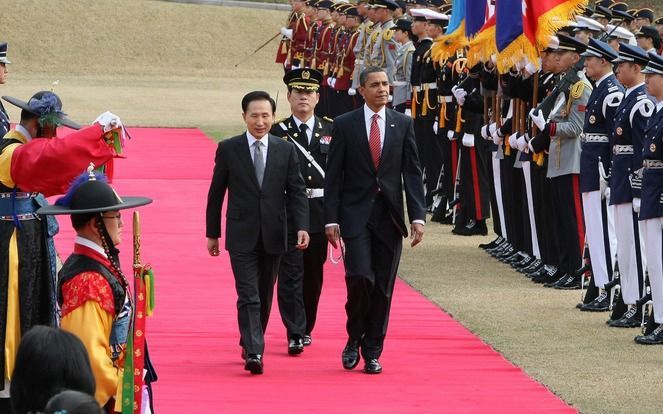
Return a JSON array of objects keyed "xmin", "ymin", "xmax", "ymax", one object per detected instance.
[
  {"xmin": 582, "ymin": 133, "xmax": 609, "ymax": 143},
  {"xmin": 421, "ymin": 82, "xmax": 437, "ymax": 90},
  {"xmin": 643, "ymin": 159, "xmax": 663, "ymax": 169},
  {"xmin": 306, "ymin": 188, "xmax": 324, "ymax": 198},
  {"xmin": 355, "ymin": 59, "xmax": 364, "ymax": 64},
  {"xmin": 438, "ymin": 95, "xmax": 453, "ymax": 103},
  {"xmin": 392, "ymin": 81, "xmax": 408, "ymax": 86},
  {"xmin": 613, "ymin": 144, "xmax": 633, "ymax": 155}
]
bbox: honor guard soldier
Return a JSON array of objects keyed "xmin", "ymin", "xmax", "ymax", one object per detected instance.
[
  {"xmin": 634, "ymin": 8, "xmax": 655, "ymax": 30},
  {"xmin": 635, "ymin": 25, "xmax": 661, "ymax": 55},
  {"xmin": 391, "ymin": 18, "xmax": 415, "ymax": 113},
  {"xmin": 606, "ymin": 44, "xmax": 653, "ymax": 327},
  {"xmin": 634, "ymin": 53, "xmax": 663, "ymax": 344},
  {"xmin": 368, "ymin": 0, "xmax": 399, "ymax": 82},
  {"xmin": 0, "ymin": 43, "xmax": 9, "ymax": 138},
  {"xmin": 271, "ymin": 69, "xmax": 332, "ymax": 351},
  {"xmin": 528, "ymin": 35, "xmax": 592, "ymax": 286},
  {"xmin": 592, "ymin": 5, "xmax": 613, "ymax": 27},
  {"xmin": 312, "ymin": 0, "xmax": 336, "ymax": 118},
  {"xmin": 303, "ymin": 0, "xmax": 321, "ymax": 69},
  {"xmin": 576, "ymin": 38, "xmax": 624, "ymax": 310},
  {"xmin": 331, "ymin": 6, "xmax": 362, "ymax": 116},
  {"xmin": 349, "ymin": 0, "xmax": 373, "ymax": 103},
  {"xmin": 280, "ymin": 0, "xmax": 311, "ymax": 69}
]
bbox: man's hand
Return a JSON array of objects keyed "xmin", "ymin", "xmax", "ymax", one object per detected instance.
[
  {"xmin": 296, "ymin": 230, "xmax": 310, "ymax": 250},
  {"xmin": 410, "ymin": 223, "xmax": 424, "ymax": 247},
  {"xmin": 207, "ymin": 238, "xmax": 220, "ymax": 257},
  {"xmin": 325, "ymin": 225, "xmax": 340, "ymax": 248}
]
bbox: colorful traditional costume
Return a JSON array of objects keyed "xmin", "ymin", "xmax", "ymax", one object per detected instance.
[
  {"xmin": 37, "ymin": 170, "xmax": 155, "ymax": 413},
  {"xmin": 0, "ymin": 91, "xmax": 120, "ymax": 395}
]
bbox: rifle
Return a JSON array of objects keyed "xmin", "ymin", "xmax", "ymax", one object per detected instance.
[
  {"xmin": 234, "ymin": 32, "xmax": 281, "ymax": 68},
  {"xmin": 531, "ymin": 72, "xmax": 545, "ymax": 166}
]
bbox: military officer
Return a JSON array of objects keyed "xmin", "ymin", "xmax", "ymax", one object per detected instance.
[
  {"xmin": 607, "ymin": 43, "xmax": 654, "ymax": 327},
  {"xmin": 634, "ymin": 52, "xmax": 663, "ymax": 344},
  {"xmin": 368, "ymin": 0, "xmax": 399, "ymax": 82},
  {"xmin": 635, "ymin": 25, "xmax": 661, "ymax": 55},
  {"xmin": 270, "ymin": 69, "xmax": 332, "ymax": 351},
  {"xmin": 391, "ymin": 18, "xmax": 415, "ymax": 113}
]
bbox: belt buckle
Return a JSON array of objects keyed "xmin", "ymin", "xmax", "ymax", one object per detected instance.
[{"xmin": 306, "ymin": 188, "xmax": 313, "ymax": 198}]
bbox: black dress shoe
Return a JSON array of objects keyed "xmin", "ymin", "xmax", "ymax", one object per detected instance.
[
  {"xmin": 342, "ymin": 339, "xmax": 361, "ymax": 370},
  {"xmin": 580, "ymin": 291, "xmax": 610, "ymax": 312},
  {"xmin": 288, "ymin": 337, "xmax": 304, "ymax": 355},
  {"xmin": 634, "ymin": 324, "xmax": 663, "ymax": 345},
  {"xmin": 303, "ymin": 334, "xmax": 312, "ymax": 346},
  {"xmin": 363, "ymin": 358, "xmax": 382, "ymax": 374},
  {"xmin": 453, "ymin": 219, "xmax": 488, "ymax": 236},
  {"xmin": 554, "ymin": 274, "xmax": 582, "ymax": 290},
  {"xmin": 532, "ymin": 267, "xmax": 561, "ymax": 284},
  {"xmin": 544, "ymin": 273, "xmax": 568, "ymax": 288},
  {"xmin": 513, "ymin": 256, "xmax": 535, "ymax": 269},
  {"xmin": 520, "ymin": 260, "xmax": 543, "ymax": 275},
  {"xmin": 479, "ymin": 236, "xmax": 504, "ymax": 250},
  {"xmin": 608, "ymin": 307, "xmax": 641, "ymax": 328},
  {"xmin": 244, "ymin": 354, "xmax": 263, "ymax": 374}
]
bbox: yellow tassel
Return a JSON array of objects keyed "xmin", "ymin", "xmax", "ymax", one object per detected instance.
[
  {"xmin": 535, "ymin": 0, "xmax": 589, "ymax": 50},
  {"xmin": 467, "ymin": 26, "xmax": 497, "ymax": 68},
  {"xmin": 439, "ymin": 100, "xmax": 447, "ymax": 129},
  {"xmin": 496, "ymin": 34, "xmax": 539, "ymax": 74},
  {"xmin": 412, "ymin": 90, "xmax": 418, "ymax": 119},
  {"xmin": 431, "ymin": 22, "xmax": 468, "ymax": 64},
  {"xmin": 422, "ymin": 86, "xmax": 429, "ymax": 117},
  {"xmin": 455, "ymin": 107, "xmax": 463, "ymax": 134}
]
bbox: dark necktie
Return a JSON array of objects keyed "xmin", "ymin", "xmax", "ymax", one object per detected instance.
[{"xmin": 299, "ymin": 123, "xmax": 309, "ymax": 146}]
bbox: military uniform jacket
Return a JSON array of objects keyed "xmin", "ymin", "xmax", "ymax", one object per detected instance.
[
  {"xmin": 370, "ymin": 20, "xmax": 397, "ymax": 80},
  {"xmin": 580, "ymin": 73, "xmax": 624, "ymax": 192},
  {"xmin": 365, "ymin": 20, "xmax": 382, "ymax": 67},
  {"xmin": 546, "ymin": 72, "xmax": 592, "ymax": 179},
  {"xmin": 271, "ymin": 115, "xmax": 333, "ymax": 233},
  {"xmin": 608, "ymin": 83, "xmax": 654, "ymax": 205},
  {"xmin": 0, "ymin": 101, "xmax": 9, "ymax": 138},
  {"xmin": 392, "ymin": 41, "xmax": 415, "ymax": 107},
  {"xmin": 351, "ymin": 20, "xmax": 373, "ymax": 89},
  {"xmin": 436, "ymin": 55, "xmax": 460, "ymax": 131},
  {"xmin": 639, "ymin": 103, "xmax": 663, "ymax": 221},
  {"xmin": 291, "ymin": 12, "xmax": 310, "ymax": 67},
  {"xmin": 333, "ymin": 28, "xmax": 359, "ymax": 91},
  {"xmin": 411, "ymin": 39, "xmax": 438, "ymax": 121},
  {"xmin": 315, "ymin": 21, "xmax": 335, "ymax": 78}
]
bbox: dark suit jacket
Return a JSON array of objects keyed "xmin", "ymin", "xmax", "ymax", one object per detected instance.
[
  {"xmin": 206, "ymin": 133, "xmax": 309, "ymax": 254},
  {"xmin": 324, "ymin": 107, "xmax": 426, "ymax": 239},
  {"xmin": 270, "ymin": 115, "xmax": 333, "ymax": 234}
]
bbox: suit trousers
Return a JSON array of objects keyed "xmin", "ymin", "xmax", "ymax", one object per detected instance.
[
  {"xmin": 342, "ymin": 195, "xmax": 402, "ymax": 360},
  {"xmin": 641, "ymin": 218, "xmax": 663, "ymax": 323},
  {"xmin": 229, "ymin": 238, "xmax": 281, "ymax": 355},
  {"xmin": 277, "ymin": 232, "xmax": 307, "ymax": 339},
  {"xmin": 550, "ymin": 174, "xmax": 584, "ymax": 275},
  {"xmin": 302, "ymin": 232, "xmax": 327, "ymax": 334}
]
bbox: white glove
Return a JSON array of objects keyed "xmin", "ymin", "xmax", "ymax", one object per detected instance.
[
  {"xmin": 481, "ymin": 125, "xmax": 490, "ymax": 140},
  {"xmin": 404, "ymin": 108, "xmax": 412, "ymax": 117},
  {"xmin": 348, "ymin": 88, "xmax": 356, "ymax": 96},
  {"xmin": 94, "ymin": 111, "xmax": 123, "ymax": 133},
  {"xmin": 462, "ymin": 133, "xmax": 475, "ymax": 147},
  {"xmin": 447, "ymin": 129, "xmax": 457, "ymax": 141},
  {"xmin": 491, "ymin": 127, "xmax": 502, "ymax": 145},
  {"xmin": 528, "ymin": 140, "xmax": 536, "ymax": 153},
  {"xmin": 633, "ymin": 197, "xmax": 641, "ymax": 213},
  {"xmin": 517, "ymin": 134, "xmax": 528, "ymax": 152},
  {"xmin": 280, "ymin": 27, "xmax": 293, "ymax": 40},
  {"xmin": 452, "ymin": 87, "xmax": 467, "ymax": 106},
  {"xmin": 433, "ymin": 121, "xmax": 438, "ymax": 135},
  {"xmin": 489, "ymin": 123, "xmax": 497, "ymax": 137},
  {"xmin": 508, "ymin": 133, "xmax": 518, "ymax": 149},
  {"xmin": 599, "ymin": 175, "xmax": 608, "ymax": 199},
  {"xmin": 529, "ymin": 108, "xmax": 546, "ymax": 131},
  {"xmin": 524, "ymin": 59, "xmax": 540, "ymax": 77}
]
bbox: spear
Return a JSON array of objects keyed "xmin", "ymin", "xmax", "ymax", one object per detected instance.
[{"xmin": 234, "ymin": 32, "xmax": 281, "ymax": 68}]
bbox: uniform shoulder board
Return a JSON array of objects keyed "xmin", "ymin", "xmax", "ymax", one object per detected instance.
[
  {"xmin": 279, "ymin": 121, "xmax": 289, "ymax": 131},
  {"xmin": 382, "ymin": 28, "xmax": 394, "ymax": 41},
  {"xmin": 322, "ymin": 116, "xmax": 333, "ymax": 124},
  {"xmin": 636, "ymin": 94, "xmax": 646, "ymax": 100},
  {"xmin": 608, "ymin": 85, "xmax": 619, "ymax": 92}
]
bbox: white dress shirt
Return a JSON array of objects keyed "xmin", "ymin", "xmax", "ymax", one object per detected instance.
[
  {"xmin": 656, "ymin": 100, "xmax": 663, "ymax": 113},
  {"xmin": 363, "ymin": 104, "xmax": 386, "ymax": 149},
  {"xmin": 624, "ymin": 82, "xmax": 645, "ymax": 98},
  {"xmin": 246, "ymin": 131, "xmax": 268, "ymax": 167},
  {"xmin": 595, "ymin": 72, "xmax": 613, "ymax": 87},
  {"xmin": 292, "ymin": 115, "xmax": 315, "ymax": 145}
]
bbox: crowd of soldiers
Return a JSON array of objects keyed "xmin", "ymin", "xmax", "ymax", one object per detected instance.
[{"xmin": 274, "ymin": 0, "xmax": 663, "ymax": 349}]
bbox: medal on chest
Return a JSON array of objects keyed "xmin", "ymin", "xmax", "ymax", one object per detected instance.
[
  {"xmin": 616, "ymin": 127, "xmax": 623, "ymax": 136},
  {"xmin": 652, "ymin": 143, "xmax": 657, "ymax": 153},
  {"xmin": 589, "ymin": 115, "xmax": 596, "ymax": 124}
]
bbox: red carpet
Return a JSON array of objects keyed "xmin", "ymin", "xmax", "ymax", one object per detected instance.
[{"xmin": 52, "ymin": 128, "xmax": 576, "ymax": 413}]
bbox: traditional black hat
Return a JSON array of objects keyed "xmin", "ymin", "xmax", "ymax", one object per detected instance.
[
  {"xmin": 283, "ymin": 68, "xmax": 323, "ymax": 91},
  {"xmin": 592, "ymin": 6, "xmax": 612, "ymax": 20},
  {"xmin": 634, "ymin": 8, "xmax": 655, "ymax": 23},
  {"xmin": 372, "ymin": 0, "xmax": 399, "ymax": 10},
  {"xmin": 0, "ymin": 43, "xmax": 10, "ymax": 65},
  {"xmin": 394, "ymin": 18, "xmax": 412, "ymax": 32},
  {"xmin": 37, "ymin": 168, "xmax": 152, "ymax": 216},
  {"xmin": 642, "ymin": 52, "xmax": 663, "ymax": 75},
  {"xmin": 612, "ymin": 43, "xmax": 649, "ymax": 66},
  {"xmin": 2, "ymin": 91, "xmax": 80, "ymax": 130},
  {"xmin": 581, "ymin": 38, "xmax": 619, "ymax": 60},
  {"xmin": 316, "ymin": 0, "xmax": 333, "ymax": 9},
  {"xmin": 555, "ymin": 34, "xmax": 587, "ymax": 54},
  {"xmin": 608, "ymin": 2, "xmax": 628, "ymax": 13}
]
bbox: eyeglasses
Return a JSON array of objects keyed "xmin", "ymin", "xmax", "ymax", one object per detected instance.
[{"xmin": 101, "ymin": 213, "xmax": 122, "ymax": 221}]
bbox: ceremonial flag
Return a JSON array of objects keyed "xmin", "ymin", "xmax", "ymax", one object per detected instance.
[
  {"xmin": 526, "ymin": 0, "xmax": 588, "ymax": 50},
  {"xmin": 465, "ymin": 0, "xmax": 488, "ymax": 38},
  {"xmin": 431, "ymin": 0, "xmax": 467, "ymax": 62},
  {"xmin": 466, "ymin": 10, "xmax": 496, "ymax": 67},
  {"xmin": 495, "ymin": 0, "xmax": 538, "ymax": 73}
]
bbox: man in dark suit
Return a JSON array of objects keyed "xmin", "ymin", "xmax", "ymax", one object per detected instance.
[
  {"xmin": 270, "ymin": 69, "xmax": 332, "ymax": 354},
  {"xmin": 206, "ymin": 91, "xmax": 310, "ymax": 374},
  {"xmin": 324, "ymin": 67, "xmax": 426, "ymax": 374}
]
